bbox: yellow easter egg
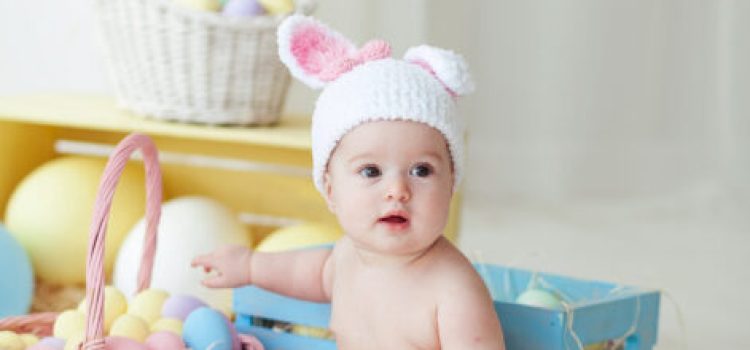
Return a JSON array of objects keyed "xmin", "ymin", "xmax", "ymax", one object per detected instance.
[
  {"xmin": 174, "ymin": 0, "xmax": 221, "ymax": 11},
  {"xmin": 128, "ymin": 289, "xmax": 170, "ymax": 324},
  {"xmin": 64, "ymin": 333, "xmax": 83, "ymax": 350},
  {"xmin": 151, "ymin": 318, "xmax": 183, "ymax": 335},
  {"xmin": 257, "ymin": 223, "xmax": 342, "ymax": 252},
  {"xmin": 19, "ymin": 333, "xmax": 39, "ymax": 346},
  {"xmin": 110, "ymin": 314, "xmax": 150, "ymax": 342},
  {"xmin": 258, "ymin": 0, "xmax": 293, "ymax": 14},
  {"xmin": 53, "ymin": 310, "xmax": 85, "ymax": 340},
  {"xmin": 78, "ymin": 286, "xmax": 128, "ymax": 332},
  {"xmin": 0, "ymin": 331, "xmax": 25, "ymax": 350},
  {"xmin": 5, "ymin": 156, "xmax": 149, "ymax": 284}
]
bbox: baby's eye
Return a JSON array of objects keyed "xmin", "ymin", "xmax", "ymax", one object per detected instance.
[
  {"xmin": 409, "ymin": 164, "xmax": 433, "ymax": 177},
  {"xmin": 359, "ymin": 165, "xmax": 381, "ymax": 178}
]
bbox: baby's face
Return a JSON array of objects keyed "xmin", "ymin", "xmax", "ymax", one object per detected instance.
[{"xmin": 324, "ymin": 120, "xmax": 454, "ymax": 256}]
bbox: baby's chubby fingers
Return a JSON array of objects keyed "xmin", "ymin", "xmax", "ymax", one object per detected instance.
[{"xmin": 191, "ymin": 253, "xmax": 216, "ymax": 270}]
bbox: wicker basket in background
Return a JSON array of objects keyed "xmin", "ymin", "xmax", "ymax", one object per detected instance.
[{"xmin": 94, "ymin": 0, "xmax": 298, "ymax": 125}]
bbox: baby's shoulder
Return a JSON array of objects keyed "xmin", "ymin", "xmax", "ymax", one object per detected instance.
[{"xmin": 424, "ymin": 239, "xmax": 484, "ymax": 286}]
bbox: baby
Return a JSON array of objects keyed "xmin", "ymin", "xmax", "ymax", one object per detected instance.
[{"xmin": 192, "ymin": 15, "xmax": 505, "ymax": 350}]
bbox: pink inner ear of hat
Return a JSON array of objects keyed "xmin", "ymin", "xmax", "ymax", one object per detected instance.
[
  {"xmin": 291, "ymin": 22, "xmax": 354, "ymax": 77},
  {"xmin": 408, "ymin": 59, "xmax": 459, "ymax": 97},
  {"xmin": 318, "ymin": 40, "xmax": 391, "ymax": 81}
]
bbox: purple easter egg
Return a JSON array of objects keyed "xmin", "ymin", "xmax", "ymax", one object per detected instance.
[
  {"xmin": 161, "ymin": 295, "xmax": 208, "ymax": 321},
  {"xmin": 31, "ymin": 337, "xmax": 65, "ymax": 349},
  {"xmin": 27, "ymin": 345, "xmax": 59, "ymax": 350},
  {"xmin": 222, "ymin": 0, "xmax": 265, "ymax": 17}
]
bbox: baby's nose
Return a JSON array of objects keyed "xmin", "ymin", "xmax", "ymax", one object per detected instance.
[{"xmin": 385, "ymin": 176, "xmax": 411, "ymax": 202}]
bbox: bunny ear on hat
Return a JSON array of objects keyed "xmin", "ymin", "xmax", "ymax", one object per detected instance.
[
  {"xmin": 278, "ymin": 15, "xmax": 392, "ymax": 89},
  {"xmin": 404, "ymin": 45, "xmax": 475, "ymax": 97},
  {"xmin": 277, "ymin": 15, "xmax": 356, "ymax": 89}
]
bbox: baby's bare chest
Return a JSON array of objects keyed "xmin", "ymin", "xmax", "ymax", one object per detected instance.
[{"xmin": 329, "ymin": 270, "xmax": 440, "ymax": 349}]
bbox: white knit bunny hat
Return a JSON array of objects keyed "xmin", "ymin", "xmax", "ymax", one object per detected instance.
[{"xmin": 277, "ymin": 15, "xmax": 474, "ymax": 194}]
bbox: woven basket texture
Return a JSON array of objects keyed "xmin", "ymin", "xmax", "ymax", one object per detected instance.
[{"xmin": 95, "ymin": 0, "xmax": 292, "ymax": 125}]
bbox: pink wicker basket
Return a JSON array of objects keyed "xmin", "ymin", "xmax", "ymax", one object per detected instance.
[{"xmin": 0, "ymin": 133, "xmax": 263, "ymax": 349}]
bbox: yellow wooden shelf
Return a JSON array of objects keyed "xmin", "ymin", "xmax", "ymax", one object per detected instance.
[
  {"xmin": 0, "ymin": 93, "xmax": 312, "ymax": 150},
  {"xmin": 0, "ymin": 92, "xmax": 462, "ymax": 241}
]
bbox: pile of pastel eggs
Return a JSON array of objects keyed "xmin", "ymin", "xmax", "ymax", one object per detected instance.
[
  {"xmin": 174, "ymin": 0, "xmax": 298, "ymax": 17},
  {"xmin": 2, "ymin": 287, "xmax": 244, "ymax": 350}
]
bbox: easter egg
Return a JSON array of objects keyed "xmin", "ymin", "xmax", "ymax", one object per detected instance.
[
  {"xmin": 515, "ymin": 288, "xmax": 564, "ymax": 309},
  {"xmin": 258, "ymin": 0, "xmax": 293, "ymax": 15},
  {"xmin": 222, "ymin": 0, "xmax": 265, "ymax": 17},
  {"xmin": 103, "ymin": 336, "xmax": 149, "ymax": 350},
  {"xmin": 28, "ymin": 343, "xmax": 62, "ymax": 350},
  {"xmin": 63, "ymin": 333, "xmax": 83, "ymax": 350},
  {"xmin": 151, "ymin": 318, "xmax": 183, "ymax": 335},
  {"xmin": 128, "ymin": 289, "xmax": 169, "ymax": 325},
  {"xmin": 257, "ymin": 222, "xmax": 342, "ymax": 252},
  {"xmin": 161, "ymin": 295, "xmax": 207, "ymax": 321},
  {"xmin": 109, "ymin": 314, "xmax": 150, "ymax": 342},
  {"xmin": 182, "ymin": 307, "xmax": 233, "ymax": 350},
  {"xmin": 145, "ymin": 331, "xmax": 186, "ymax": 350},
  {"xmin": 0, "ymin": 224, "xmax": 33, "ymax": 317},
  {"xmin": 174, "ymin": 0, "xmax": 221, "ymax": 12},
  {"xmin": 0, "ymin": 331, "xmax": 25, "ymax": 350},
  {"xmin": 20, "ymin": 333, "xmax": 40, "ymax": 346},
  {"xmin": 5, "ymin": 156, "xmax": 149, "ymax": 284},
  {"xmin": 53, "ymin": 310, "xmax": 85, "ymax": 340},
  {"xmin": 114, "ymin": 197, "xmax": 252, "ymax": 314},
  {"xmin": 78, "ymin": 286, "xmax": 128, "ymax": 332},
  {"xmin": 222, "ymin": 314, "xmax": 241, "ymax": 350}
]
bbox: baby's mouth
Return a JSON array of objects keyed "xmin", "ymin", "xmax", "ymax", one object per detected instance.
[
  {"xmin": 377, "ymin": 212, "xmax": 410, "ymax": 231},
  {"xmin": 379, "ymin": 215, "xmax": 408, "ymax": 224}
]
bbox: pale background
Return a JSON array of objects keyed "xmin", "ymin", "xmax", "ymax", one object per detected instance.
[{"xmin": 1, "ymin": 0, "xmax": 749, "ymax": 349}]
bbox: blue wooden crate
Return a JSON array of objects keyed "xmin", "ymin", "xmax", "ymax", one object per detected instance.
[{"xmin": 234, "ymin": 263, "xmax": 660, "ymax": 350}]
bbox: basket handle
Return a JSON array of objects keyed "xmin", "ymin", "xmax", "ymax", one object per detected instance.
[{"xmin": 82, "ymin": 133, "xmax": 162, "ymax": 349}]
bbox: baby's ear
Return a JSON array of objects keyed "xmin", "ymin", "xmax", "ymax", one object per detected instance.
[
  {"xmin": 277, "ymin": 15, "xmax": 357, "ymax": 89},
  {"xmin": 322, "ymin": 172, "xmax": 336, "ymax": 213},
  {"xmin": 404, "ymin": 45, "xmax": 475, "ymax": 97}
]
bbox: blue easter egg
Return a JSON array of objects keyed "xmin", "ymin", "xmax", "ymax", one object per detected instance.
[
  {"xmin": 222, "ymin": 0, "xmax": 265, "ymax": 17},
  {"xmin": 183, "ymin": 307, "xmax": 233, "ymax": 350},
  {"xmin": 0, "ymin": 223, "xmax": 34, "ymax": 317}
]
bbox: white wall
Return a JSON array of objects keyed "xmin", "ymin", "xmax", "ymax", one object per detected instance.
[{"xmin": 2, "ymin": 0, "xmax": 749, "ymax": 349}]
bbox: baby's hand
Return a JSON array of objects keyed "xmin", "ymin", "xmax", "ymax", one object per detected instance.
[{"xmin": 191, "ymin": 245, "xmax": 253, "ymax": 288}]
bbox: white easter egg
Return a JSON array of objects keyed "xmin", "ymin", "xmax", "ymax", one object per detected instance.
[{"xmin": 113, "ymin": 196, "xmax": 252, "ymax": 314}]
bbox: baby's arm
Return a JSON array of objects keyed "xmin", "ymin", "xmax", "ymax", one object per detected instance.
[
  {"xmin": 437, "ymin": 270, "xmax": 506, "ymax": 349},
  {"xmin": 191, "ymin": 245, "xmax": 334, "ymax": 303}
]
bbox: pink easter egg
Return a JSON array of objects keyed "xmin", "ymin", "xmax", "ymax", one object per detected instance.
[
  {"xmin": 145, "ymin": 331, "xmax": 186, "ymax": 350},
  {"xmin": 104, "ymin": 336, "xmax": 149, "ymax": 349},
  {"xmin": 162, "ymin": 295, "xmax": 208, "ymax": 321}
]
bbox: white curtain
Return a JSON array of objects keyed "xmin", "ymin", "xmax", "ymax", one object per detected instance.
[{"xmin": 448, "ymin": 0, "xmax": 749, "ymax": 203}]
